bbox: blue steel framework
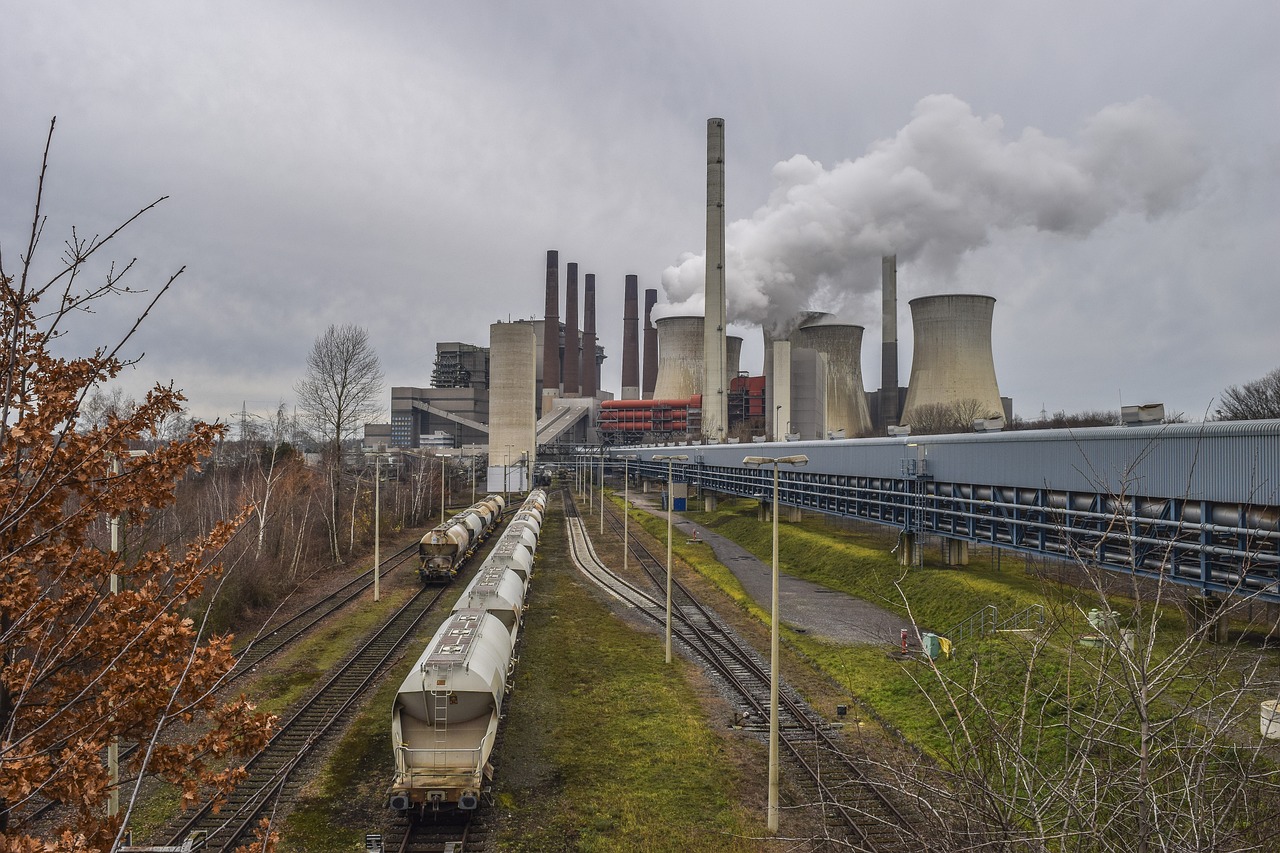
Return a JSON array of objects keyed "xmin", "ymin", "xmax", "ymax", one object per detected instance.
[{"xmin": 610, "ymin": 420, "xmax": 1280, "ymax": 603}]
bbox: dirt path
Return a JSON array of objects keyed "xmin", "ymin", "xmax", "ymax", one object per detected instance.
[{"xmin": 628, "ymin": 495, "xmax": 910, "ymax": 646}]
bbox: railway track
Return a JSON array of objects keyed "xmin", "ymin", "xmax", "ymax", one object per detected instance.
[
  {"xmin": 232, "ymin": 542, "xmax": 419, "ymax": 675},
  {"xmin": 565, "ymin": 488, "xmax": 923, "ymax": 851},
  {"xmin": 159, "ymin": 582, "xmax": 449, "ymax": 851},
  {"xmin": 380, "ymin": 808, "xmax": 490, "ymax": 853}
]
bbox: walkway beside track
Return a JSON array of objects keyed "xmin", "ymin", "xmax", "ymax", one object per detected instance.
[{"xmin": 622, "ymin": 494, "xmax": 909, "ymax": 646}]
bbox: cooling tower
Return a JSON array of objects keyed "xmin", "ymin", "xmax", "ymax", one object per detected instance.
[
  {"xmin": 622, "ymin": 275, "xmax": 640, "ymax": 399},
  {"xmin": 542, "ymin": 251, "xmax": 560, "ymax": 403},
  {"xmin": 489, "ymin": 322, "xmax": 537, "ymax": 471},
  {"xmin": 582, "ymin": 273, "xmax": 598, "ymax": 398},
  {"xmin": 642, "ymin": 288, "xmax": 658, "ymax": 400},
  {"xmin": 651, "ymin": 315, "xmax": 704, "ymax": 401},
  {"xmin": 703, "ymin": 118, "xmax": 728, "ymax": 440},
  {"xmin": 901, "ymin": 294, "xmax": 1003, "ymax": 425},
  {"xmin": 792, "ymin": 322, "xmax": 874, "ymax": 438},
  {"xmin": 563, "ymin": 262, "xmax": 580, "ymax": 397},
  {"xmin": 726, "ymin": 335, "xmax": 743, "ymax": 379}
]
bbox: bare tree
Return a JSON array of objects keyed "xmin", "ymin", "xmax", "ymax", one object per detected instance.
[
  {"xmin": 1216, "ymin": 367, "xmax": 1280, "ymax": 421},
  {"xmin": 294, "ymin": 323, "xmax": 383, "ymax": 559},
  {"xmin": 906, "ymin": 398, "xmax": 1003, "ymax": 435}
]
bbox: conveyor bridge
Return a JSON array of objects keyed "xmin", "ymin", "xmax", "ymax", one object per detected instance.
[{"xmin": 612, "ymin": 420, "xmax": 1280, "ymax": 603}]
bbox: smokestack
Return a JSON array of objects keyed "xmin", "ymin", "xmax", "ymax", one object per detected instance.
[
  {"xmin": 880, "ymin": 255, "xmax": 899, "ymax": 428},
  {"xmin": 582, "ymin": 273, "xmax": 598, "ymax": 398},
  {"xmin": 642, "ymin": 288, "xmax": 658, "ymax": 399},
  {"xmin": 703, "ymin": 117, "xmax": 728, "ymax": 441},
  {"xmin": 542, "ymin": 250, "xmax": 561, "ymax": 406},
  {"xmin": 621, "ymin": 274, "xmax": 640, "ymax": 399},
  {"xmin": 563, "ymin": 262, "xmax": 580, "ymax": 397}
]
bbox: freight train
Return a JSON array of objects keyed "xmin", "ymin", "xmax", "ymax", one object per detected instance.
[
  {"xmin": 388, "ymin": 489, "xmax": 548, "ymax": 815},
  {"xmin": 417, "ymin": 495, "xmax": 505, "ymax": 583}
]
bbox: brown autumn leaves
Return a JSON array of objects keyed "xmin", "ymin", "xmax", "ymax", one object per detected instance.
[{"xmin": 2, "ymin": 124, "xmax": 276, "ymax": 851}]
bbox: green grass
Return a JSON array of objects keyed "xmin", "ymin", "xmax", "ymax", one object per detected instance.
[
  {"xmin": 248, "ymin": 584, "xmax": 418, "ymax": 717},
  {"xmin": 622, "ymin": 496, "xmax": 1271, "ymax": 772},
  {"xmin": 494, "ymin": 505, "xmax": 763, "ymax": 852}
]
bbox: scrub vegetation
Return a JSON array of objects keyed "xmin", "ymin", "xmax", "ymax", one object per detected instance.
[{"xmin": 638, "ymin": 496, "xmax": 1280, "ymax": 851}]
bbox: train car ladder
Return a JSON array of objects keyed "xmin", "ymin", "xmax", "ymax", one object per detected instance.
[{"xmin": 431, "ymin": 665, "xmax": 453, "ymax": 750}]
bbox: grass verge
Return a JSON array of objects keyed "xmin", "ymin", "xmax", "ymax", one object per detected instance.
[{"xmin": 493, "ymin": 501, "xmax": 765, "ymax": 852}]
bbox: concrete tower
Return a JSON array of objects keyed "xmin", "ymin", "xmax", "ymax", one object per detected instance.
[
  {"xmin": 651, "ymin": 315, "xmax": 704, "ymax": 400},
  {"xmin": 703, "ymin": 117, "xmax": 728, "ymax": 441},
  {"xmin": 563, "ymin": 262, "xmax": 580, "ymax": 397},
  {"xmin": 642, "ymin": 288, "xmax": 659, "ymax": 400},
  {"xmin": 488, "ymin": 322, "xmax": 537, "ymax": 491},
  {"xmin": 901, "ymin": 294, "xmax": 1003, "ymax": 426},
  {"xmin": 763, "ymin": 311, "xmax": 831, "ymax": 440},
  {"xmin": 726, "ymin": 335, "xmax": 743, "ymax": 380},
  {"xmin": 582, "ymin": 273, "xmax": 598, "ymax": 398},
  {"xmin": 792, "ymin": 321, "xmax": 874, "ymax": 438},
  {"xmin": 621, "ymin": 275, "xmax": 640, "ymax": 399},
  {"xmin": 880, "ymin": 255, "xmax": 900, "ymax": 427},
  {"xmin": 542, "ymin": 250, "xmax": 560, "ymax": 411}
]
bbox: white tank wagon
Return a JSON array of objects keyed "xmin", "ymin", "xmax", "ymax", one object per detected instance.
[
  {"xmin": 482, "ymin": 538, "xmax": 535, "ymax": 583},
  {"xmin": 388, "ymin": 610, "xmax": 513, "ymax": 813},
  {"xmin": 418, "ymin": 495, "xmax": 506, "ymax": 583},
  {"xmin": 453, "ymin": 564, "xmax": 528, "ymax": 639}
]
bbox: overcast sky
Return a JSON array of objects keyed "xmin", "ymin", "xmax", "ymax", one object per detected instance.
[{"xmin": 3, "ymin": 1, "xmax": 1277, "ymax": 426}]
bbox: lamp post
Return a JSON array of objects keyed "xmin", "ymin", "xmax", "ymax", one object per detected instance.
[
  {"xmin": 503, "ymin": 444, "xmax": 513, "ymax": 503},
  {"xmin": 618, "ymin": 454, "xmax": 638, "ymax": 574},
  {"xmin": 775, "ymin": 405, "xmax": 782, "ymax": 442},
  {"xmin": 651, "ymin": 453, "xmax": 688, "ymax": 663},
  {"xmin": 599, "ymin": 450, "xmax": 605, "ymax": 536},
  {"xmin": 440, "ymin": 455, "xmax": 447, "ymax": 523},
  {"xmin": 373, "ymin": 454, "xmax": 384, "ymax": 603},
  {"xmin": 105, "ymin": 449, "xmax": 147, "ymax": 819},
  {"xmin": 743, "ymin": 453, "xmax": 809, "ymax": 834}
]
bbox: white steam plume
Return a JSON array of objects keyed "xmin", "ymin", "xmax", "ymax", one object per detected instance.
[{"xmin": 659, "ymin": 95, "xmax": 1203, "ymax": 334}]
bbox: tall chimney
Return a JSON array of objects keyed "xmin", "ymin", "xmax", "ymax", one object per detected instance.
[
  {"xmin": 703, "ymin": 117, "xmax": 728, "ymax": 441},
  {"xmin": 621, "ymin": 274, "xmax": 640, "ymax": 400},
  {"xmin": 642, "ymin": 288, "xmax": 658, "ymax": 399},
  {"xmin": 582, "ymin": 273, "xmax": 598, "ymax": 399},
  {"xmin": 563, "ymin": 262, "xmax": 580, "ymax": 397},
  {"xmin": 542, "ymin": 250, "xmax": 561, "ymax": 409},
  {"xmin": 880, "ymin": 255, "xmax": 899, "ymax": 428}
]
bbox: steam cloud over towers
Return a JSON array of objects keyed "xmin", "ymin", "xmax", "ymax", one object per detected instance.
[{"xmin": 659, "ymin": 96, "xmax": 1202, "ymax": 333}]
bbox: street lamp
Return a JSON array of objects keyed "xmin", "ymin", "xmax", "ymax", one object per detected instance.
[
  {"xmin": 503, "ymin": 444, "xmax": 513, "ymax": 503},
  {"xmin": 742, "ymin": 452, "xmax": 809, "ymax": 834},
  {"xmin": 440, "ymin": 455, "xmax": 447, "ymax": 524},
  {"xmin": 599, "ymin": 450, "xmax": 605, "ymax": 536},
  {"xmin": 651, "ymin": 453, "xmax": 689, "ymax": 663},
  {"xmin": 105, "ymin": 449, "xmax": 146, "ymax": 819},
  {"xmin": 468, "ymin": 454, "xmax": 477, "ymax": 506},
  {"xmin": 618, "ymin": 454, "xmax": 638, "ymax": 574},
  {"xmin": 373, "ymin": 453, "xmax": 389, "ymax": 603},
  {"xmin": 775, "ymin": 405, "xmax": 782, "ymax": 442}
]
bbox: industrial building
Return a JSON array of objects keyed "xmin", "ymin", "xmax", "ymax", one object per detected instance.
[{"xmin": 370, "ymin": 119, "xmax": 1020, "ymax": 475}]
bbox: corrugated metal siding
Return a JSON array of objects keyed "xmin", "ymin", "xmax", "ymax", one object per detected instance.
[{"xmin": 625, "ymin": 420, "xmax": 1280, "ymax": 506}]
